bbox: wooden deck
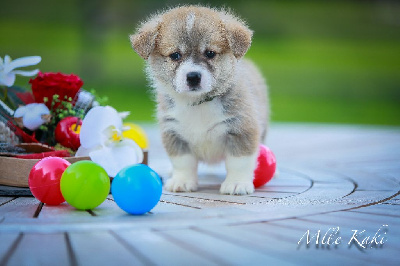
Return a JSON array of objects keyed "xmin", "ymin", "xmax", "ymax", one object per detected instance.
[{"xmin": 0, "ymin": 123, "xmax": 399, "ymax": 265}]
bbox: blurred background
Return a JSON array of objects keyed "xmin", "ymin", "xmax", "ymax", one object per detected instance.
[{"xmin": 1, "ymin": 0, "xmax": 399, "ymax": 125}]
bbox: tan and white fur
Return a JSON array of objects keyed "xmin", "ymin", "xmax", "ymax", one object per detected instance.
[{"xmin": 130, "ymin": 6, "xmax": 269, "ymax": 195}]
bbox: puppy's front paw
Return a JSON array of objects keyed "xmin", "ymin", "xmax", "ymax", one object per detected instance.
[
  {"xmin": 220, "ymin": 181, "xmax": 254, "ymax": 195},
  {"xmin": 165, "ymin": 178, "xmax": 198, "ymax": 192}
]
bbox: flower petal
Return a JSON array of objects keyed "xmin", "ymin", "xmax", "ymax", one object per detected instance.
[
  {"xmin": 75, "ymin": 145, "xmax": 101, "ymax": 157},
  {"xmin": 19, "ymin": 103, "xmax": 50, "ymax": 131},
  {"xmin": 0, "ymin": 73, "xmax": 15, "ymax": 87},
  {"xmin": 75, "ymin": 146, "xmax": 90, "ymax": 157},
  {"xmin": 89, "ymin": 142, "xmax": 143, "ymax": 177},
  {"xmin": 13, "ymin": 105, "xmax": 27, "ymax": 118},
  {"xmin": 4, "ymin": 55, "xmax": 11, "ymax": 64},
  {"xmin": 4, "ymin": 56, "xmax": 41, "ymax": 73},
  {"xmin": 13, "ymin": 69, "xmax": 40, "ymax": 77},
  {"xmin": 79, "ymin": 106, "xmax": 123, "ymax": 149},
  {"xmin": 120, "ymin": 138, "xmax": 144, "ymax": 163},
  {"xmin": 119, "ymin": 111, "xmax": 130, "ymax": 119}
]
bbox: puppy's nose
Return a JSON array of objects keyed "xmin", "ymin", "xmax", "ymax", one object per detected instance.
[{"xmin": 186, "ymin": 72, "xmax": 201, "ymax": 87}]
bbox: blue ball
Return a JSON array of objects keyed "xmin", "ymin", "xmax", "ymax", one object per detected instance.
[{"xmin": 112, "ymin": 164, "xmax": 162, "ymax": 215}]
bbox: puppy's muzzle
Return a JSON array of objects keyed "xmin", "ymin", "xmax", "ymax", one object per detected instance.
[{"xmin": 186, "ymin": 72, "xmax": 201, "ymax": 89}]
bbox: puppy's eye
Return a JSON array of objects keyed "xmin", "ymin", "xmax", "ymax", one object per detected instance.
[
  {"xmin": 169, "ymin": 52, "xmax": 182, "ymax": 61},
  {"xmin": 204, "ymin": 50, "xmax": 216, "ymax": 59}
]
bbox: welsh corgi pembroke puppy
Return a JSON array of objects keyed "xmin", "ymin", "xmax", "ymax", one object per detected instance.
[{"xmin": 130, "ymin": 6, "xmax": 269, "ymax": 195}]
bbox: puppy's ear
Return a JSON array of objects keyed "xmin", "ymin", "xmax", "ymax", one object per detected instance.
[
  {"xmin": 130, "ymin": 15, "xmax": 161, "ymax": 60},
  {"xmin": 221, "ymin": 12, "xmax": 253, "ymax": 59}
]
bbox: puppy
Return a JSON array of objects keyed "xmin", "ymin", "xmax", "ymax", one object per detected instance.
[{"xmin": 130, "ymin": 6, "xmax": 269, "ymax": 195}]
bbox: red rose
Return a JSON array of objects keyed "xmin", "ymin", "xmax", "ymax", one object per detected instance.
[{"xmin": 30, "ymin": 72, "xmax": 83, "ymax": 109}]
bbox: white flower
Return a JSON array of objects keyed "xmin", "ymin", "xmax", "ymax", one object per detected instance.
[
  {"xmin": 76, "ymin": 106, "xmax": 144, "ymax": 177},
  {"xmin": 0, "ymin": 55, "xmax": 41, "ymax": 87},
  {"xmin": 13, "ymin": 103, "xmax": 50, "ymax": 131}
]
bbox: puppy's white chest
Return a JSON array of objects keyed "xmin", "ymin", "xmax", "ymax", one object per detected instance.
[
  {"xmin": 169, "ymin": 100, "xmax": 228, "ymax": 161},
  {"xmin": 174, "ymin": 100, "xmax": 226, "ymax": 139}
]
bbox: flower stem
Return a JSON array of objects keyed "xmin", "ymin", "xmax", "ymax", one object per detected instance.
[{"xmin": 0, "ymin": 87, "xmax": 14, "ymax": 115}]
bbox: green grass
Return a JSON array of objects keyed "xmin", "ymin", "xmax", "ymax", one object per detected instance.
[
  {"xmin": 1, "ymin": 0, "xmax": 399, "ymax": 125},
  {"xmin": 247, "ymin": 37, "xmax": 400, "ymax": 124}
]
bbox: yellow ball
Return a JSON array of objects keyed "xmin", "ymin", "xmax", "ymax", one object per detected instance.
[{"xmin": 122, "ymin": 123, "xmax": 149, "ymax": 149}]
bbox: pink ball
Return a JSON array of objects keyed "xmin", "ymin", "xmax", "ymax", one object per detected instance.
[
  {"xmin": 29, "ymin": 157, "xmax": 70, "ymax": 205},
  {"xmin": 253, "ymin": 144, "xmax": 277, "ymax": 188}
]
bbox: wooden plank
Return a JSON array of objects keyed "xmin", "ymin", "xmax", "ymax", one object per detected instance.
[
  {"xmin": 194, "ymin": 224, "xmax": 315, "ymax": 265},
  {"xmin": 346, "ymin": 171, "xmax": 400, "ymax": 191},
  {"xmin": 250, "ymin": 191, "xmax": 298, "ymax": 199},
  {"xmin": 158, "ymin": 227, "xmax": 293, "ymax": 265},
  {"xmin": 161, "ymin": 188, "xmax": 314, "ymax": 206},
  {"xmin": 352, "ymin": 161, "xmax": 400, "ymax": 173},
  {"xmin": 152, "ymin": 198, "xmax": 202, "ymax": 213},
  {"xmin": 0, "ymin": 197, "xmax": 40, "ymax": 219},
  {"xmin": 322, "ymin": 210, "xmax": 400, "ymax": 227},
  {"xmin": 0, "ymin": 197, "xmax": 14, "ymax": 206},
  {"xmin": 6, "ymin": 233, "xmax": 70, "ymax": 266},
  {"xmin": 67, "ymin": 231, "xmax": 147, "ymax": 265},
  {"xmin": 112, "ymin": 229, "xmax": 218, "ymax": 265},
  {"xmin": 197, "ymin": 173, "xmax": 225, "ymax": 186},
  {"xmin": 256, "ymin": 185, "xmax": 310, "ymax": 194},
  {"xmin": 340, "ymin": 190, "xmax": 398, "ymax": 207},
  {"xmin": 301, "ymin": 212, "xmax": 399, "ymax": 229},
  {"xmin": 90, "ymin": 197, "xmax": 132, "ymax": 217},
  {"xmin": 349, "ymin": 204, "xmax": 400, "ymax": 218},
  {"xmin": 160, "ymin": 192, "xmax": 254, "ymax": 207},
  {"xmin": 384, "ymin": 195, "xmax": 400, "ymax": 205},
  {"xmin": 266, "ymin": 171, "xmax": 312, "ymax": 187},
  {"xmin": 91, "ymin": 196, "xmax": 200, "ymax": 217},
  {"xmin": 92, "ymin": 195, "xmax": 200, "ymax": 217},
  {"xmin": 0, "ymin": 232, "xmax": 21, "ymax": 264},
  {"xmin": 38, "ymin": 202, "xmax": 92, "ymax": 220}
]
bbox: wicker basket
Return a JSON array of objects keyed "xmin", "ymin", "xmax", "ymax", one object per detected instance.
[{"xmin": 0, "ymin": 143, "xmax": 148, "ymax": 188}]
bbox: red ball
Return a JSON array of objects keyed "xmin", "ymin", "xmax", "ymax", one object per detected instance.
[
  {"xmin": 29, "ymin": 157, "xmax": 71, "ymax": 205},
  {"xmin": 55, "ymin": 116, "xmax": 82, "ymax": 150},
  {"xmin": 253, "ymin": 144, "xmax": 277, "ymax": 188}
]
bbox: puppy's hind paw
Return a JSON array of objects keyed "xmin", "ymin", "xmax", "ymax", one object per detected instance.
[
  {"xmin": 220, "ymin": 181, "xmax": 254, "ymax": 195},
  {"xmin": 164, "ymin": 178, "xmax": 198, "ymax": 192}
]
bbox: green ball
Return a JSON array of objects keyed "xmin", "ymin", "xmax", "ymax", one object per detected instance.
[{"xmin": 60, "ymin": 160, "xmax": 110, "ymax": 210}]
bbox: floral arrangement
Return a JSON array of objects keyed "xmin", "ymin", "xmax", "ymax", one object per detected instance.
[{"xmin": 0, "ymin": 55, "xmax": 144, "ymax": 178}]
